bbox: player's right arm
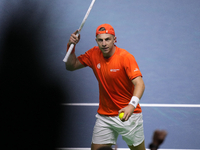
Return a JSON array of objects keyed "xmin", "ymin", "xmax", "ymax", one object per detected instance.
[{"xmin": 65, "ymin": 30, "xmax": 85, "ymax": 71}]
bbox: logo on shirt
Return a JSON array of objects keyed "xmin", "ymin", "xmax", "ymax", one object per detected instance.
[
  {"xmin": 134, "ymin": 68, "xmax": 139, "ymax": 72},
  {"xmin": 97, "ymin": 63, "xmax": 101, "ymax": 69},
  {"xmin": 110, "ymin": 69, "xmax": 120, "ymax": 72},
  {"xmin": 131, "ymin": 101, "xmax": 136, "ymax": 104}
]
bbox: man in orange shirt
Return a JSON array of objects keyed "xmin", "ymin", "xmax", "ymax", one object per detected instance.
[{"xmin": 65, "ymin": 24, "xmax": 145, "ymax": 150}]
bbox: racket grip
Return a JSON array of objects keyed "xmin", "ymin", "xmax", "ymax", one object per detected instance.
[
  {"xmin": 63, "ymin": 44, "xmax": 75, "ymax": 62},
  {"xmin": 63, "ymin": 33, "xmax": 79, "ymax": 62}
]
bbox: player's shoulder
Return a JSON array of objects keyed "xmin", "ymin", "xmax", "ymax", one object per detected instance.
[
  {"xmin": 115, "ymin": 46, "xmax": 137, "ymax": 64},
  {"xmin": 91, "ymin": 46, "xmax": 100, "ymax": 50},
  {"xmin": 85, "ymin": 46, "xmax": 101, "ymax": 55},
  {"xmin": 87, "ymin": 46, "xmax": 100, "ymax": 53},
  {"xmin": 116, "ymin": 46, "xmax": 132, "ymax": 57}
]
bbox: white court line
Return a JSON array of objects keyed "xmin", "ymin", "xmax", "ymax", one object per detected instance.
[{"xmin": 61, "ymin": 103, "xmax": 200, "ymax": 107}]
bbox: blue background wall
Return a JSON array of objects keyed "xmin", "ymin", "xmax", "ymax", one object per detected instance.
[{"xmin": 1, "ymin": 0, "xmax": 200, "ymax": 149}]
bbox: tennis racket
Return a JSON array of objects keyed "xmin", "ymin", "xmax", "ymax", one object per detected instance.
[{"xmin": 63, "ymin": 0, "xmax": 96, "ymax": 62}]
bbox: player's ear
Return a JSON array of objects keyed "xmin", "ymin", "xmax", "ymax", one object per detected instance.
[{"xmin": 114, "ymin": 36, "xmax": 117, "ymax": 43}]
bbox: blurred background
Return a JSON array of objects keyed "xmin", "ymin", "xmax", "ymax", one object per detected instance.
[{"xmin": 1, "ymin": 0, "xmax": 200, "ymax": 149}]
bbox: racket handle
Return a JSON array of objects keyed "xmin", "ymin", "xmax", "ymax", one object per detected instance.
[
  {"xmin": 63, "ymin": 32, "xmax": 80, "ymax": 62},
  {"xmin": 63, "ymin": 44, "xmax": 75, "ymax": 62},
  {"xmin": 63, "ymin": 0, "xmax": 96, "ymax": 62}
]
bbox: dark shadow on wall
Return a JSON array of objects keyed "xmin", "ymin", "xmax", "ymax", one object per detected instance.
[{"xmin": 0, "ymin": 1, "xmax": 66, "ymax": 150}]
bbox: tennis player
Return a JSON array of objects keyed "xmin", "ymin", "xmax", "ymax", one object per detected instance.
[{"xmin": 65, "ymin": 23, "xmax": 146, "ymax": 150}]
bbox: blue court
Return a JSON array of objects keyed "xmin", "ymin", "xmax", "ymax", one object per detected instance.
[{"xmin": 1, "ymin": 0, "xmax": 200, "ymax": 149}]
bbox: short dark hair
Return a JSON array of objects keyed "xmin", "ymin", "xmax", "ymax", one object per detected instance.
[{"xmin": 99, "ymin": 27, "xmax": 106, "ymax": 31}]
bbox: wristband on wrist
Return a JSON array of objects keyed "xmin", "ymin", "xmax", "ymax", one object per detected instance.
[
  {"xmin": 66, "ymin": 43, "xmax": 75, "ymax": 53},
  {"xmin": 129, "ymin": 96, "xmax": 140, "ymax": 108}
]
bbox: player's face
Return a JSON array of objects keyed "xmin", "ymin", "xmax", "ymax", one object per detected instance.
[{"xmin": 96, "ymin": 34, "xmax": 116, "ymax": 58}]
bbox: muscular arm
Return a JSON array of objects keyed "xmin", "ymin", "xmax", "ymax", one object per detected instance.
[
  {"xmin": 65, "ymin": 52, "xmax": 85, "ymax": 71},
  {"xmin": 119, "ymin": 76, "xmax": 145, "ymax": 121},
  {"xmin": 132, "ymin": 76, "xmax": 145, "ymax": 99},
  {"xmin": 65, "ymin": 30, "xmax": 85, "ymax": 71}
]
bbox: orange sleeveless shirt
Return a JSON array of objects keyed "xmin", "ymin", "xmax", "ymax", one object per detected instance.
[{"xmin": 78, "ymin": 46, "xmax": 142, "ymax": 116}]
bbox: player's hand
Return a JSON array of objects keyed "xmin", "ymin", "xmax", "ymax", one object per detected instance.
[
  {"xmin": 118, "ymin": 104, "xmax": 135, "ymax": 122},
  {"xmin": 68, "ymin": 30, "xmax": 80, "ymax": 45}
]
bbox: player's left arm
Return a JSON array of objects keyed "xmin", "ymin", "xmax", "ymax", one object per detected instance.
[
  {"xmin": 131, "ymin": 76, "xmax": 145, "ymax": 99},
  {"xmin": 119, "ymin": 76, "xmax": 145, "ymax": 121}
]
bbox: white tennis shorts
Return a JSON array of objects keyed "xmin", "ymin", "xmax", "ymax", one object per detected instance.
[{"xmin": 92, "ymin": 113, "xmax": 144, "ymax": 146}]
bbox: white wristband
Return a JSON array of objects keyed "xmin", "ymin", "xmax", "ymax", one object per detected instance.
[{"xmin": 129, "ymin": 96, "xmax": 140, "ymax": 108}]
